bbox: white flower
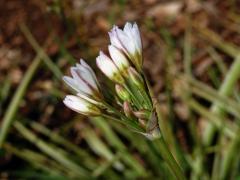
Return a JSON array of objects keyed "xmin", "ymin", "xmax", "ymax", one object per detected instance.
[
  {"xmin": 108, "ymin": 22, "xmax": 142, "ymax": 70},
  {"xmin": 63, "ymin": 95, "xmax": 101, "ymax": 116},
  {"xmin": 63, "ymin": 59, "xmax": 102, "ymax": 102},
  {"xmin": 123, "ymin": 22, "xmax": 142, "ymax": 54},
  {"xmin": 108, "ymin": 45, "xmax": 129, "ymax": 72},
  {"xmin": 96, "ymin": 51, "xmax": 124, "ymax": 83}
]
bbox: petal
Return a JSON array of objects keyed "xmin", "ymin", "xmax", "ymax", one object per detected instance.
[
  {"xmin": 123, "ymin": 22, "xmax": 133, "ymax": 35},
  {"xmin": 63, "ymin": 95, "xmax": 89, "ymax": 114},
  {"xmin": 109, "ymin": 26, "xmax": 123, "ymax": 50},
  {"xmin": 77, "ymin": 93, "xmax": 100, "ymax": 105},
  {"xmin": 108, "ymin": 45, "xmax": 129, "ymax": 70},
  {"xmin": 116, "ymin": 28, "xmax": 135, "ymax": 56},
  {"xmin": 123, "ymin": 22, "xmax": 142, "ymax": 54},
  {"xmin": 75, "ymin": 65, "xmax": 98, "ymax": 90},
  {"xmin": 79, "ymin": 59, "xmax": 92, "ymax": 71},
  {"xmin": 63, "ymin": 95, "xmax": 101, "ymax": 116},
  {"xmin": 63, "ymin": 76, "xmax": 81, "ymax": 93},
  {"xmin": 70, "ymin": 67, "xmax": 93, "ymax": 94},
  {"xmin": 132, "ymin": 23, "xmax": 142, "ymax": 52},
  {"xmin": 79, "ymin": 59, "xmax": 100, "ymax": 89},
  {"xmin": 96, "ymin": 51, "xmax": 119, "ymax": 79}
]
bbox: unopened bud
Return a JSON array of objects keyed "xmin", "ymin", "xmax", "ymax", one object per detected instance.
[
  {"xmin": 109, "ymin": 22, "xmax": 142, "ymax": 71},
  {"xmin": 96, "ymin": 51, "xmax": 124, "ymax": 84},
  {"xmin": 128, "ymin": 67, "xmax": 144, "ymax": 88},
  {"xmin": 123, "ymin": 101, "xmax": 133, "ymax": 118},
  {"xmin": 109, "ymin": 45, "xmax": 129, "ymax": 73},
  {"xmin": 63, "ymin": 95, "xmax": 101, "ymax": 116},
  {"xmin": 115, "ymin": 84, "xmax": 131, "ymax": 101}
]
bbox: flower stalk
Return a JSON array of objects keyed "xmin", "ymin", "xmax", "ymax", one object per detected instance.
[{"xmin": 154, "ymin": 136, "xmax": 186, "ymax": 180}]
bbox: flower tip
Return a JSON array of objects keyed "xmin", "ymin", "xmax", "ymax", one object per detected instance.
[
  {"xmin": 62, "ymin": 76, "xmax": 67, "ymax": 81},
  {"xmin": 99, "ymin": 51, "xmax": 104, "ymax": 56},
  {"xmin": 70, "ymin": 67, "xmax": 78, "ymax": 76},
  {"xmin": 112, "ymin": 25, "xmax": 118, "ymax": 30},
  {"xmin": 125, "ymin": 21, "xmax": 132, "ymax": 27},
  {"xmin": 63, "ymin": 95, "xmax": 74, "ymax": 107},
  {"xmin": 108, "ymin": 44, "xmax": 114, "ymax": 51},
  {"xmin": 80, "ymin": 58, "xmax": 86, "ymax": 64},
  {"xmin": 62, "ymin": 76, "xmax": 73, "ymax": 85},
  {"xmin": 63, "ymin": 95, "xmax": 101, "ymax": 116}
]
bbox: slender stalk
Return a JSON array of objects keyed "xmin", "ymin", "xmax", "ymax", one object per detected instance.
[
  {"xmin": 0, "ymin": 25, "xmax": 62, "ymax": 147},
  {"xmin": 203, "ymin": 55, "xmax": 240, "ymax": 146},
  {"xmin": 193, "ymin": 23, "xmax": 239, "ymax": 58},
  {"xmin": 29, "ymin": 121, "xmax": 97, "ymax": 169},
  {"xmin": 142, "ymin": 73, "xmax": 186, "ymax": 179},
  {"xmin": 0, "ymin": 55, "xmax": 42, "ymax": 147},
  {"xmin": 220, "ymin": 128, "xmax": 240, "ymax": 180},
  {"xmin": 184, "ymin": 15, "xmax": 205, "ymax": 179},
  {"xmin": 154, "ymin": 136, "xmax": 186, "ymax": 180},
  {"xmin": 92, "ymin": 117, "xmax": 147, "ymax": 176},
  {"xmin": 19, "ymin": 23, "xmax": 62, "ymax": 79},
  {"xmin": 186, "ymin": 99, "xmax": 235, "ymax": 139},
  {"xmin": 186, "ymin": 76, "xmax": 240, "ymax": 121},
  {"xmin": 103, "ymin": 102, "xmax": 144, "ymax": 132},
  {"xmin": 211, "ymin": 136, "xmax": 223, "ymax": 180}
]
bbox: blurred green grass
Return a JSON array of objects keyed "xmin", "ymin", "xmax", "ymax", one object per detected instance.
[{"xmin": 1, "ymin": 0, "xmax": 240, "ymax": 179}]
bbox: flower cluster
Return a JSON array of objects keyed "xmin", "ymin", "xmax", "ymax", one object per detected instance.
[{"xmin": 63, "ymin": 22, "xmax": 159, "ymax": 137}]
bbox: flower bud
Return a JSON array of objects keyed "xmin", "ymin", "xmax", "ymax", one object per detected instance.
[
  {"xmin": 109, "ymin": 45, "xmax": 129, "ymax": 74},
  {"xmin": 128, "ymin": 67, "xmax": 144, "ymax": 88},
  {"xmin": 123, "ymin": 101, "xmax": 134, "ymax": 118},
  {"xmin": 63, "ymin": 95, "xmax": 101, "ymax": 116},
  {"xmin": 63, "ymin": 59, "xmax": 102, "ymax": 103},
  {"xmin": 109, "ymin": 22, "xmax": 142, "ymax": 70},
  {"xmin": 96, "ymin": 51, "xmax": 124, "ymax": 84},
  {"xmin": 115, "ymin": 84, "xmax": 131, "ymax": 101}
]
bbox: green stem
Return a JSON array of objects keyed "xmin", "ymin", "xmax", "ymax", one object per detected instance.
[
  {"xmin": 203, "ymin": 55, "xmax": 240, "ymax": 146},
  {"xmin": 220, "ymin": 128, "xmax": 240, "ymax": 180},
  {"xmin": 19, "ymin": 23, "xmax": 62, "ymax": 79},
  {"xmin": 0, "ymin": 55, "xmax": 42, "ymax": 147},
  {"xmin": 187, "ymin": 77, "xmax": 240, "ymax": 121},
  {"xmin": 103, "ymin": 103, "xmax": 144, "ymax": 132},
  {"xmin": 187, "ymin": 99, "xmax": 235, "ymax": 139},
  {"xmin": 29, "ymin": 121, "xmax": 97, "ymax": 169},
  {"xmin": 154, "ymin": 137, "xmax": 186, "ymax": 180},
  {"xmin": 193, "ymin": 23, "xmax": 239, "ymax": 58},
  {"xmin": 144, "ymin": 76, "xmax": 186, "ymax": 179}
]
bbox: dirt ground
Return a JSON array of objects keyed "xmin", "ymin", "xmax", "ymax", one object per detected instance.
[{"xmin": 1, "ymin": 0, "xmax": 240, "ymax": 177}]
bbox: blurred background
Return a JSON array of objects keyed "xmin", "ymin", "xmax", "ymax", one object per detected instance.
[{"xmin": 1, "ymin": 0, "xmax": 240, "ymax": 179}]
